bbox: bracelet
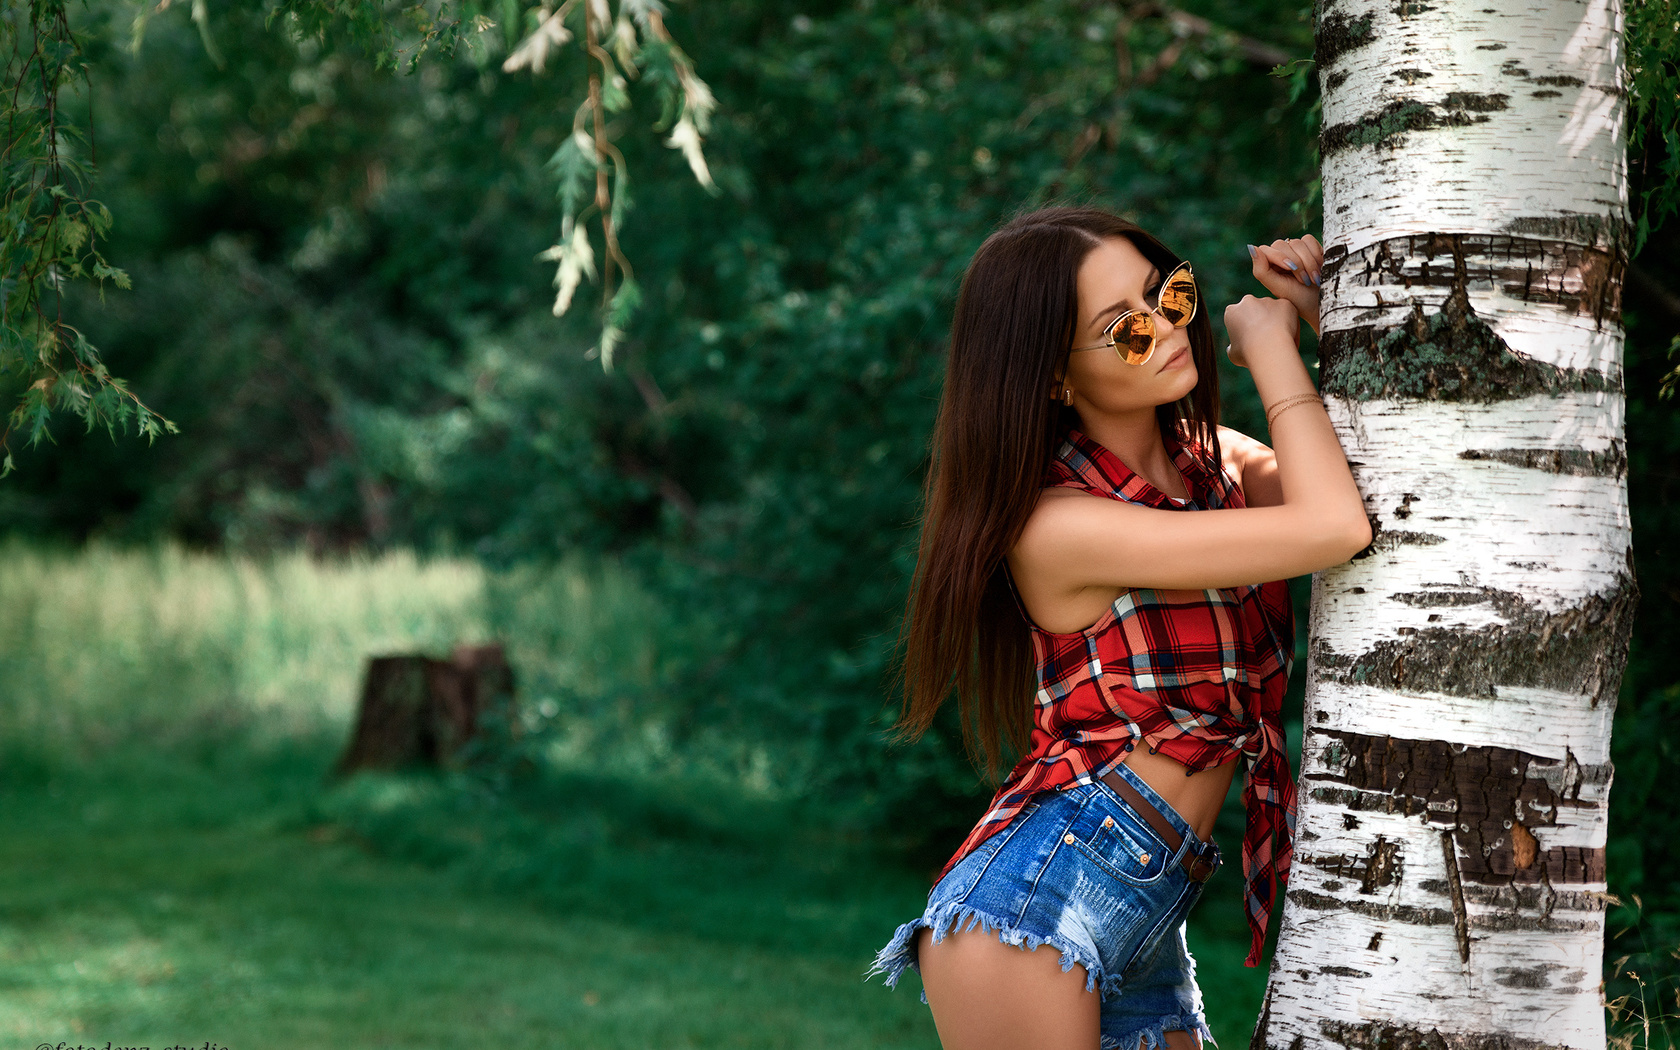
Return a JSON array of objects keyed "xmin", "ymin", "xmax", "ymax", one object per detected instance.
[{"xmin": 1264, "ymin": 392, "xmax": 1322, "ymax": 430}]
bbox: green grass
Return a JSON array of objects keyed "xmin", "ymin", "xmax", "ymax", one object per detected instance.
[
  {"xmin": 0, "ymin": 741, "xmax": 941, "ymax": 1049},
  {"xmin": 0, "ymin": 542, "xmax": 1270, "ymax": 1047},
  {"xmin": 0, "ymin": 733, "xmax": 1268, "ymax": 1049}
]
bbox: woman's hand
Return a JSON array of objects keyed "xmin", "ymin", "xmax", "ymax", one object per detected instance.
[
  {"xmin": 1248, "ymin": 235, "xmax": 1323, "ymax": 337},
  {"xmin": 1223, "ymin": 294, "xmax": 1299, "ymax": 369}
]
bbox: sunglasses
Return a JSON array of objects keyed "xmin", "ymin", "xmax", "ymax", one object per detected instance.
[{"xmin": 1068, "ymin": 260, "xmax": 1198, "ymax": 365}]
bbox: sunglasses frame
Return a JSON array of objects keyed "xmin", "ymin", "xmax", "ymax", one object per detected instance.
[{"xmin": 1068, "ymin": 260, "xmax": 1199, "ymax": 366}]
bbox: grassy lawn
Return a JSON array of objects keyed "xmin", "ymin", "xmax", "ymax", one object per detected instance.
[
  {"xmin": 0, "ymin": 543, "xmax": 1271, "ymax": 1048},
  {"xmin": 0, "ymin": 741, "xmax": 943, "ymax": 1049},
  {"xmin": 0, "ymin": 735, "xmax": 1271, "ymax": 1049}
]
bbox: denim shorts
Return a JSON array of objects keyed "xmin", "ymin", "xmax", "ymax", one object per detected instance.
[{"xmin": 866, "ymin": 761, "xmax": 1222, "ymax": 1050}]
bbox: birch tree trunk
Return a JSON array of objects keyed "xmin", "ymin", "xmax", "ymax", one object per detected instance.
[{"xmin": 1252, "ymin": 3, "xmax": 1633, "ymax": 1048}]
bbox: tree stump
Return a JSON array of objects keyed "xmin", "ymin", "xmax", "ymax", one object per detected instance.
[{"xmin": 332, "ymin": 643, "xmax": 519, "ymax": 777}]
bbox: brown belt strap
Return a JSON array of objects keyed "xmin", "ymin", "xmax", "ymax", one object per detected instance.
[{"xmin": 1099, "ymin": 767, "xmax": 1217, "ymax": 883}]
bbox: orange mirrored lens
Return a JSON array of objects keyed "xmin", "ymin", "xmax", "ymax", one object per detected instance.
[
  {"xmin": 1115, "ymin": 313, "xmax": 1156, "ymax": 364},
  {"xmin": 1156, "ymin": 267, "xmax": 1197, "ymax": 327}
]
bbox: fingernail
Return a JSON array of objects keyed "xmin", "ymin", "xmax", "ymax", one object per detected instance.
[
  {"xmin": 1311, "ymin": 272, "xmax": 1321, "ymax": 286},
  {"xmin": 1246, "ymin": 244, "xmax": 1257, "ymax": 259},
  {"xmin": 1284, "ymin": 260, "xmax": 1299, "ymax": 271}
]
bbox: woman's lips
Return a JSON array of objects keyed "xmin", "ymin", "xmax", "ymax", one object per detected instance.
[{"xmin": 1157, "ymin": 346, "xmax": 1189, "ymax": 372}]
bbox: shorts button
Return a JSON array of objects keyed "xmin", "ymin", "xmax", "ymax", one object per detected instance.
[
  {"xmin": 1140, "ymin": 852, "xmax": 1152, "ymax": 864},
  {"xmin": 1063, "ymin": 833, "xmax": 1076, "ymax": 845},
  {"xmin": 1103, "ymin": 816, "xmax": 1115, "ymax": 828}
]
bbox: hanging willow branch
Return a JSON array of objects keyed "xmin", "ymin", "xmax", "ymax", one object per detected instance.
[
  {"xmin": 508, "ymin": 0, "xmax": 716, "ymax": 370},
  {"xmin": 0, "ymin": 0, "xmax": 173, "ymax": 474}
]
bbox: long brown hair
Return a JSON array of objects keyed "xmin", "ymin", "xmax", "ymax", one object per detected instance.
[{"xmin": 894, "ymin": 206, "xmax": 1223, "ymax": 777}]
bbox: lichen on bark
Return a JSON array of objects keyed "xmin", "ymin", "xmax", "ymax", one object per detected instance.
[
  {"xmin": 1315, "ymin": 1019, "xmax": 1575, "ymax": 1050},
  {"xmin": 1320, "ymin": 93, "xmax": 1510, "ymax": 155},
  {"xmin": 1310, "ymin": 574, "xmax": 1637, "ymax": 706},
  {"xmin": 1315, "ymin": 5, "xmax": 1377, "ymax": 69},
  {"xmin": 1318, "ymin": 283, "xmax": 1616, "ymax": 401}
]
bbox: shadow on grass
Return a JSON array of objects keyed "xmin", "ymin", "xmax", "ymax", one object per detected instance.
[
  {"xmin": 306, "ymin": 743, "xmax": 936, "ymax": 961},
  {"xmin": 0, "ymin": 727, "xmax": 1271, "ymax": 1048},
  {"xmin": 0, "ymin": 733, "xmax": 941, "ymax": 1049}
]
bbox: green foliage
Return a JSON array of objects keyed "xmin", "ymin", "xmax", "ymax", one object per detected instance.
[
  {"xmin": 0, "ymin": 0, "xmax": 172, "ymax": 472},
  {"xmin": 0, "ymin": 0, "xmax": 1325, "ymax": 852},
  {"xmin": 263, "ymin": 0, "xmax": 719, "ymax": 368},
  {"xmin": 1607, "ymin": 212, "xmax": 1680, "ymax": 1043},
  {"xmin": 1628, "ymin": 0, "xmax": 1680, "ymax": 254}
]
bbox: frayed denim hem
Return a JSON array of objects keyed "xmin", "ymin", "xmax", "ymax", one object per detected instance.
[
  {"xmin": 864, "ymin": 899, "xmax": 1116, "ymax": 1005},
  {"xmin": 1100, "ymin": 1010, "xmax": 1218, "ymax": 1050}
]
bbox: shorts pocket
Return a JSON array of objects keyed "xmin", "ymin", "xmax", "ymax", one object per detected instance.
[{"xmin": 1066, "ymin": 794, "xmax": 1175, "ymax": 887}]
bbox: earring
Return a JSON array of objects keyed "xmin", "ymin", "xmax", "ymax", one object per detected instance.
[{"xmin": 1062, "ymin": 387, "xmax": 1074, "ymax": 406}]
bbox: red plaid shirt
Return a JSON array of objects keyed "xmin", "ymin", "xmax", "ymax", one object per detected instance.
[{"xmin": 937, "ymin": 424, "xmax": 1298, "ymax": 967}]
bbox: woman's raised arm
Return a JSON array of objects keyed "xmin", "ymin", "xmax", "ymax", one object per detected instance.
[{"xmin": 1012, "ymin": 294, "xmax": 1370, "ymax": 594}]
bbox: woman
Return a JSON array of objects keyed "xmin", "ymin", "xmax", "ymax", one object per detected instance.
[{"xmin": 866, "ymin": 207, "xmax": 1370, "ymax": 1050}]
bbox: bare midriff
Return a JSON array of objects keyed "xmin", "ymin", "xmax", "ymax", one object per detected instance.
[{"xmin": 1119, "ymin": 746, "xmax": 1239, "ymax": 844}]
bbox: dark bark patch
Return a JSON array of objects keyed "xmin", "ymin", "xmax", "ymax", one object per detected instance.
[
  {"xmin": 1288, "ymin": 887, "xmax": 1455, "ymax": 925},
  {"xmin": 1457, "ymin": 444, "xmax": 1627, "ymax": 478},
  {"xmin": 1494, "ymin": 962, "xmax": 1585, "ymax": 989},
  {"xmin": 1441, "ymin": 830, "xmax": 1472, "ymax": 961},
  {"xmin": 1311, "ymin": 574, "xmax": 1637, "ymax": 706},
  {"xmin": 1531, "ymin": 75, "xmax": 1585, "ymax": 88},
  {"xmin": 1319, "ymin": 282, "xmax": 1615, "ymax": 402},
  {"xmin": 1307, "ymin": 730, "xmax": 1611, "ymax": 888},
  {"xmin": 1349, "ymin": 528, "xmax": 1447, "ymax": 560},
  {"xmin": 1320, "ymin": 965, "xmax": 1373, "ymax": 978},
  {"xmin": 1319, "ymin": 94, "xmax": 1508, "ymax": 154},
  {"xmin": 1321, "ymin": 99, "xmax": 1482, "ymax": 154},
  {"xmin": 1455, "ymin": 882, "xmax": 1609, "ymax": 914},
  {"xmin": 1316, "ymin": 9, "xmax": 1377, "ymax": 69},
  {"xmin": 1393, "ymin": 1, "xmax": 1434, "ymax": 17},
  {"xmin": 1532, "ymin": 89, "xmax": 1562, "ymax": 99},
  {"xmin": 1441, "ymin": 91, "xmax": 1509, "ymax": 112},
  {"xmin": 1317, "ymin": 1019, "xmax": 1574, "ymax": 1050},
  {"xmin": 1388, "ymin": 588, "xmax": 1495, "ymax": 607},
  {"xmin": 1251, "ymin": 988, "xmax": 1275, "ymax": 1050},
  {"xmin": 1289, "ymin": 885, "xmax": 1603, "ymax": 930},
  {"xmin": 1321, "ymin": 228, "xmax": 1625, "ymax": 331},
  {"xmin": 1393, "ymin": 67, "xmax": 1434, "ymax": 83},
  {"xmin": 1302, "ymin": 834, "xmax": 1404, "ymax": 893},
  {"xmin": 1501, "ymin": 212, "xmax": 1631, "ymax": 253}
]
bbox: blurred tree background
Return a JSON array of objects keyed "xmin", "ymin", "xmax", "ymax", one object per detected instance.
[{"xmin": 0, "ymin": 0, "xmax": 1675, "ymax": 1044}]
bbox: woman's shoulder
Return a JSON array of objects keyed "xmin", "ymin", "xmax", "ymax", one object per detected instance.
[{"xmin": 1210, "ymin": 424, "xmax": 1272, "ymax": 500}]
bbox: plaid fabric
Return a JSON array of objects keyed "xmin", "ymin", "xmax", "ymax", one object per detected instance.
[{"xmin": 936, "ymin": 425, "xmax": 1298, "ymax": 967}]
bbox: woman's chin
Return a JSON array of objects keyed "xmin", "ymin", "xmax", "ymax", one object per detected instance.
[{"xmin": 1159, "ymin": 361, "xmax": 1199, "ymax": 402}]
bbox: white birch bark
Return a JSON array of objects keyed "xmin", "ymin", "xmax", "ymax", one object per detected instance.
[{"xmin": 1252, "ymin": 2, "xmax": 1633, "ymax": 1049}]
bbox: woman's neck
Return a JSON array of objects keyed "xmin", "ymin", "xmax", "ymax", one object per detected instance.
[{"xmin": 1076, "ymin": 408, "xmax": 1188, "ymax": 500}]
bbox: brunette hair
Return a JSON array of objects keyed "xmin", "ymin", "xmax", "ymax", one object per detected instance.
[{"xmin": 894, "ymin": 206, "xmax": 1223, "ymax": 776}]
